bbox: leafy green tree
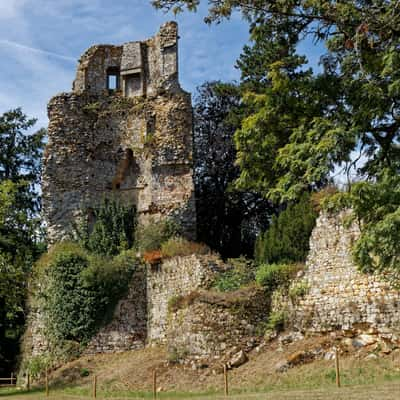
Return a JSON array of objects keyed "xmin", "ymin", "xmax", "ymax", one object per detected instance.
[
  {"xmin": 193, "ymin": 81, "xmax": 272, "ymax": 257},
  {"xmin": 152, "ymin": 0, "xmax": 400, "ymax": 198},
  {"xmin": 255, "ymin": 193, "xmax": 317, "ymax": 264},
  {"xmin": 0, "ymin": 251, "xmax": 25, "ymax": 376},
  {"xmin": 0, "ymin": 109, "xmax": 45, "ymax": 375},
  {"xmin": 153, "ymin": 0, "xmax": 400, "ymax": 275},
  {"xmin": 0, "ymin": 108, "xmax": 46, "ymax": 258},
  {"xmin": 329, "ymin": 171, "xmax": 400, "ymax": 278}
]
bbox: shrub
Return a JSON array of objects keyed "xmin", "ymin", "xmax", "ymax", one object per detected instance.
[
  {"xmin": 136, "ymin": 218, "xmax": 180, "ymax": 253},
  {"xmin": 23, "ymin": 355, "xmax": 51, "ymax": 379},
  {"xmin": 289, "ymin": 281, "xmax": 310, "ymax": 302},
  {"xmin": 42, "ymin": 243, "xmax": 96, "ymax": 342},
  {"xmin": 80, "ymin": 368, "xmax": 90, "ymax": 377},
  {"xmin": 213, "ymin": 257, "xmax": 256, "ymax": 292},
  {"xmin": 161, "ymin": 237, "xmax": 210, "ymax": 258},
  {"xmin": 267, "ymin": 310, "xmax": 286, "ymax": 332},
  {"xmin": 255, "ymin": 263, "xmax": 298, "ymax": 292},
  {"xmin": 254, "ymin": 193, "xmax": 317, "ymax": 264},
  {"xmin": 74, "ymin": 197, "xmax": 136, "ymax": 256},
  {"xmin": 36, "ymin": 242, "xmax": 137, "ymax": 345}
]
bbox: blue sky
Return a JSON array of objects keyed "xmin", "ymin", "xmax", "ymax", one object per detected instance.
[{"xmin": 0, "ymin": 0, "xmax": 251, "ymax": 128}]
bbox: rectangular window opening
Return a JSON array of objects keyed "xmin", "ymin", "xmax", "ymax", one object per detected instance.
[{"xmin": 108, "ymin": 74, "xmax": 118, "ymax": 90}]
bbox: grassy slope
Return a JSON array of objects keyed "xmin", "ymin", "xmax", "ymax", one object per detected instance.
[{"xmin": 2, "ymin": 334, "xmax": 400, "ymax": 399}]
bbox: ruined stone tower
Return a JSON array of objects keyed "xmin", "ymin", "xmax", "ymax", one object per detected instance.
[{"xmin": 42, "ymin": 22, "xmax": 196, "ymax": 242}]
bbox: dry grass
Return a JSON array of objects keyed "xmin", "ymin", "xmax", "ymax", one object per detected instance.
[
  {"xmin": 4, "ymin": 333, "xmax": 400, "ymax": 400},
  {"xmin": 142, "ymin": 250, "xmax": 163, "ymax": 264},
  {"xmin": 161, "ymin": 238, "xmax": 210, "ymax": 259}
]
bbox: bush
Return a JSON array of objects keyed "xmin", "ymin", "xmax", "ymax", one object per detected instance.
[
  {"xmin": 42, "ymin": 243, "xmax": 96, "ymax": 342},
  {"xmin": 23, "ymin": 355, "xmax": 51, "ymax": 379},
  {"xmin": 74, "ymin": 197, "xmax": 136, "ymax": 256},
  {"xmin": 289, "ymin": 281, "xmax": 310, "ymax": 302},
  {"xmin": 36, "ymin": 242, "xmax": 137, "ymax": 345},
  {"xmin": 255, "ymin": 193, "xmax": 317, "ymax": 264},
  {"xmin": 213, "ymin": 257, "xmax": 256, "ymax": 292},
  {"xmin": 161, "ymin": 237, "xmax": 210, "ymax": 258},
  {"xmin": 267, "ymin": 310, "xmax": 286, "ymax": 332},
  {"xmin": 255, "ymin": 263, "xmax": 298, "ymax": 292},
  {"xmin": 136, "ymin": 218, "xmax": 180, "ymax": 253}
]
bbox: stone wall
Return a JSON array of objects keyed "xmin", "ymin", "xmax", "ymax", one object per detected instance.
[
  {"xmin": 147, "ymin": 255, "xmax": 222, "ymax": 342},
  {"xmin": 52, "ymin": 255, "xmax": 222, "ymax": 355},
  {"xmin": 43, "ymin": 22, "xmax": 195, "ymax": 243},
  {"xmin": 289, "ymin": 211, "xmax": 400, "ymax": 333},
  {"xmin": 72, "ymin": 22, "xmax": 179, "ymax": 97},
  {"xmin": 84, "ymin": 267, "xmax": 147, "ymax": 354},
  {"xmin": 167, "ymin": 287, "xmax": 268, "ymax": 367}
]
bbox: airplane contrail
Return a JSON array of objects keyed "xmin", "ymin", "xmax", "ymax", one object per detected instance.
[{"xmin": 0, "ymin": 39, "xmax": 76, "ymax": 62}]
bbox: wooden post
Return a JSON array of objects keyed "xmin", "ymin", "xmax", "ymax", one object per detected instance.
[
  {"xmin": 92, "ymin": 375, "xmax": 97, "ymax": 398},
  {"xmin": 45, "ymin": 368, "xmax": 49, "ymax": 397},
  {"xmin": 335, "ymin": 347, "xmax": 341, "ymax": 388},
  {"xmin": 27, "ymin": 374, "xmax": 30, "ymax": 391},
  {"xmin": 11, "ymin": 372, "xmax": 13, "ymax": 386},
  {"xmin": 224, "ymin": 364, "xmax": 228, "ymax": 397},
  {"xmin": 153, "ymin": 369, "xmax": 157, "ymax": 399}
]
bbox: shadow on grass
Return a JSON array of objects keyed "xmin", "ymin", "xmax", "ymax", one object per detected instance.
[{"xmin": 0, "ymin": 387, "xmax": 43, "ymax": 397}]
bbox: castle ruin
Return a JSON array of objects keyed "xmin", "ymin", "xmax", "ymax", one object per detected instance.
[{"xmin": 42, "ymin": 22, "xmax": 196, "ymax": 242}]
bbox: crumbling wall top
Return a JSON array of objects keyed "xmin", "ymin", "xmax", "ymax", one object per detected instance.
[{"xmin": 72, "ymin": 22, "xmax": 180, "ymax": 97}]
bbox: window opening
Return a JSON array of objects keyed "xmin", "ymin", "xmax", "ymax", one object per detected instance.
[{"xmin": 107, "ymin": 67, "xmax": 120, "ymax": 91}]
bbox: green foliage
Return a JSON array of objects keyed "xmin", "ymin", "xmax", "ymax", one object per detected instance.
[
  {"xmin": 0, "ymin": 251, "xmax": 26, "ymax": 371},
  {"xmin": 255, "ymin": 193, "xmax": 317, "ymax": 264},
  {"xmin": 74, "ymin": 197, "xmax": 136, "ymax": 256},
  {"xmin": 153, "ymin": 0, "xmax": 400, "ymax": 277},
  {"xmin": 41, "ymin": 243, "xmax": 96, "ymax": 342},
  {"xmin": 80, "ymin": 368, "xmax": 90, "ymax": 377},
  {"xmin": 0, "ymin": 108, "xmax": 46, "ymax": 375},
  {"xmin": 193, "ymin": 81, "xmax": 271, "ymax": 258},
  {"xmin": 289, "ymin": 281, "xmax": 310, "ymax": 302},
  {"xmin": 161, "ymin": 237, "xmax": 210, "ymax": 258},
  {"xmin": 255, "ymin": 263, "xmax": 298, "ymax": 293},
  {"xmin": 167, "ymin": 295, "xmax": 182, "ymax": 314},
  {"xmin": 213, "ymin": 257, "xmax": 256, "ymax": 292},
  {"xmin": 82, "ymin": 102, "xmax": 101, "ymax": 114},
  {"xmin": 136, "ymin": 218, "xmax": 180, "ymax": 252},
  {"xmin": 266, "ymin": 310, "xmax": 286, "ymax": 332},
  {"xmin": 345, "ymin": 171, "xmax": 400, "ymax": 277},
  {"xmin": 0, "ymin": 108, "xmax": 46, "ymax": 255},
  {"xmin": 36, "ymin": 242, "xmax": 137, "ymax": 345},
  {"xmin": 23, "ymin": 355, "xmax": 51, "ymax": 379}
]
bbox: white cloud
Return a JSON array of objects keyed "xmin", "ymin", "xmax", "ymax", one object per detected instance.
[
  {"xmin": 0, "ymin": 39, "xmax": 74, "ymax": 127},
  {"xmin": 0, "ymin": 39, "xmax": 76, "ymax": 62},
  {"xmin": 0, "ymin": 0, "xmax": 27, "ymax": 19}
]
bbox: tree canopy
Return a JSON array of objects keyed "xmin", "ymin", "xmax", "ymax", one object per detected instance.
[
  {"xmin": 153, "ymin": 0, "xmax": 400, "ymax": 198},
  {"xmin": 0, "ymin": 108, "xmax": 45, "ymax": 375},
  {"xmin": 193, "ymin": 81, "xmax": 271, "ymax": 257},
  {"xmin": 152, "ymin": 0, "xmax": 400, "ymax": 275}
]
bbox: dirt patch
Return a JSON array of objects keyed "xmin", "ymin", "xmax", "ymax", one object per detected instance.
[{"xmin": 39, "ymin": 332, "xmax": 400, "ymax": 395}]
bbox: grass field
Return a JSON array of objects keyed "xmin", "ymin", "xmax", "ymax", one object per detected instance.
[{"xmin": 1, "ymin": 382, "xmax": 400, "ymax": 400}]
